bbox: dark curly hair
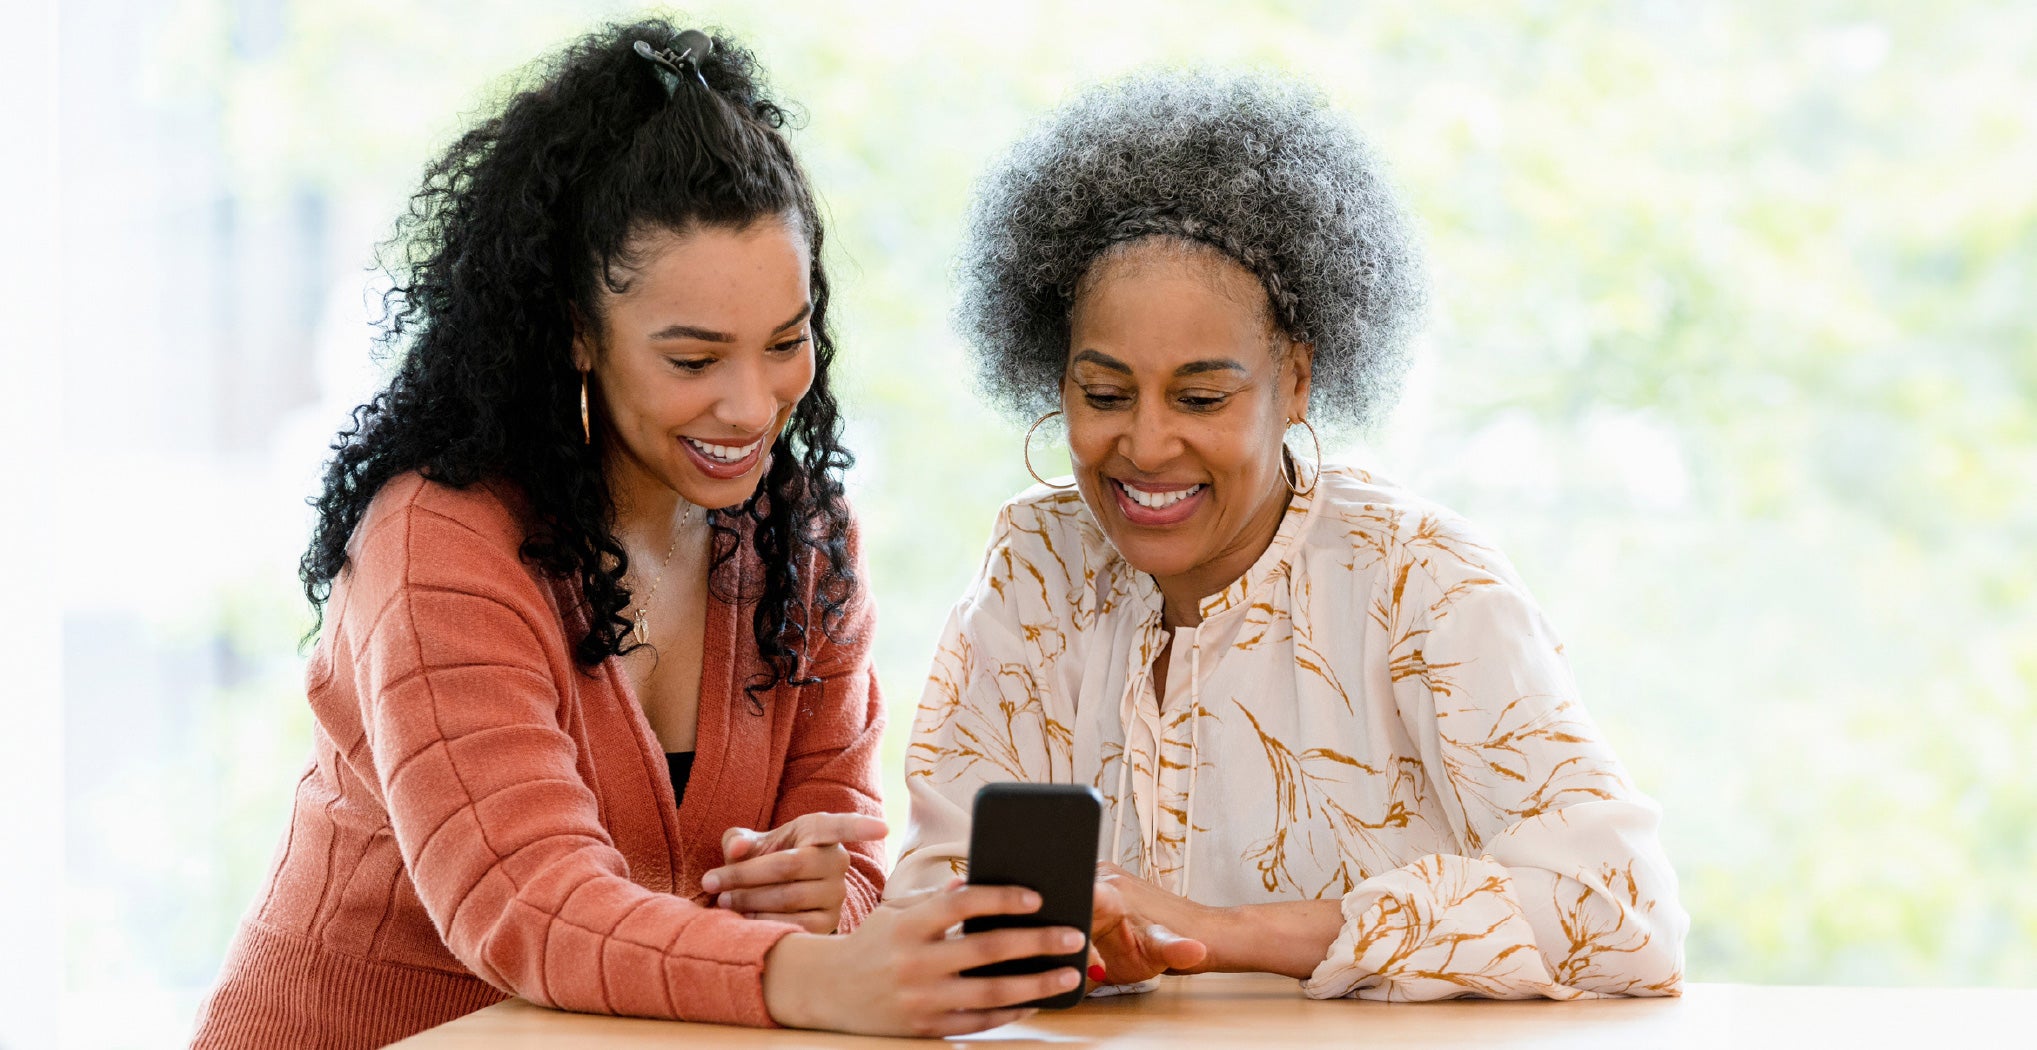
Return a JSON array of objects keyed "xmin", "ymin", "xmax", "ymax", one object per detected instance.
[
  {"xmin": 955, "ymin": 70, "xmax": 1428, "ymax": 431},
  {"xmin": 301, "ymin": 19, "xmax": 855, "ymax": 699}
]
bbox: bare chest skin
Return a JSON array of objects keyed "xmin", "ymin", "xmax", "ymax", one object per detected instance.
[{"xmin": 618, "ymin": 528, "xmax": 712, "ymax": 752}]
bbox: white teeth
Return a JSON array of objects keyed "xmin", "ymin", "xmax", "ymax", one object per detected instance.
[
  {"xmin": 1120, "ymin": 482, "xmax": 1204, "ymax": 510},
  {"xmin": 685, "ymin": 437, "xmax": 762, "ymax": 463}
]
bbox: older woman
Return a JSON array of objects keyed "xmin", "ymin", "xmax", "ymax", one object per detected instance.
[{"xmin": 892, "ymin": 72, "xmax": 1687, "ymax": 1002}]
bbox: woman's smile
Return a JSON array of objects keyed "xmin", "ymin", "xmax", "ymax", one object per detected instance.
[
  {"xmin": 681, "ymin": 433, "xmax": 767, "ymax": 479},
  {"xmin": 1110, "ymin": 479, "xmax": 1208, "ymax": 527}
]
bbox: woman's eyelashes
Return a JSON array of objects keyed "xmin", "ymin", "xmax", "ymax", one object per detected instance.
[
  {"xmin": 1077, "ymin": 387, "xmax": 1233, "ymax": 411},
  {"xmin": 664, "ymin": 336, "xmax": 809, "ymax": 374},
  {"xmin": 1080, "ymin": 387, "xmax": 1130, "ymax": 409}
]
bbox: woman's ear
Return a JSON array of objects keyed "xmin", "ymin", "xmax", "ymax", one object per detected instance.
[{"xmin": 1285, "ymin": 340, "xmax": 1315, "ymax": 419}]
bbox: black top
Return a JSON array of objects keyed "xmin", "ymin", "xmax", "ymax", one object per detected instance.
[{"xmin": 666, "ymin": 751, "xmax": 696, "ymax": 808}]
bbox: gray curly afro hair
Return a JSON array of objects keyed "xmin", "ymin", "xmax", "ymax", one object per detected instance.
[{"xmin": 956, "ymin": 70, "xmax": 1428, "ymax": 431}]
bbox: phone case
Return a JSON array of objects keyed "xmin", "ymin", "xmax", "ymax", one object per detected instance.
[{"xmin": 960, "ymin": 782, "xmax": 1104, "ymax": 1009}]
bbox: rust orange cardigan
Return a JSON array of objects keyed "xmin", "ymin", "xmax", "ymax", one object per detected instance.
[{"xmin": 190, "ymin": 474, "xmax": 885, "ymax": 1048}]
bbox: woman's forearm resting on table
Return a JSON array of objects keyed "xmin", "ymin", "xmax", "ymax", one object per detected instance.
[
  {"xmin": 1303, "ymin": 820, "xmax": 1687, "ymax": 1001},
  {"xmin": 1199, "ymin": 900, "xmax": 1346, "ymax": 980},
  {"xmin": 1121, "ymin": 848, "xmax": 1682, "ymax": 998},
  {"xmin": 1096, "ymin": 809, "xmax": 1685, "ymax": 1000}
]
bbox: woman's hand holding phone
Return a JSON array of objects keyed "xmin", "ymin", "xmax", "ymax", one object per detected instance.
[
  {"xmin": 761, "ymin": 879, "xmax": 1086, "ymax": 1037},
  {"xmin": 1087, "ymin": 863, "xmax": 1212, "ymax": 986}
]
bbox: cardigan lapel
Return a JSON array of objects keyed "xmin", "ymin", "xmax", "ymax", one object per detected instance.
[
  {"xmin": 544, "ymin": 568, "xmax": 691, "ymax": 899},
  {"xmin": 683, "ymin": 540, "xmax": 786, "ymax": 893},
  {"xmin": 551, "ymin": 523, "xmax": 782, "ymax": 905},
  {"xmin": 589, "ymin": 652, "xmax": 683, "ymax": 896}
]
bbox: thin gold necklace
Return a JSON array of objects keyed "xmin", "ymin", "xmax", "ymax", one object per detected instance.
[{"xmin": 629, "ymin": 502, "xmax": 698, "ymax": 645}]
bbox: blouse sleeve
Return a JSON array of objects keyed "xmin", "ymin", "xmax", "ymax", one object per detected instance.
[
  {"xmin": 890, "ymin": 504, "xmax": 1076, "ymax": 897},
  {"xmin": 349, "ymin": 500, "xmax": 798, "ymax": 1026},
  {"xmin": 765, "ymin": 542, "xmax": 887, "ymax": 931},
  {"xmin": 1302, "ymin": 527, "xmax": 1688, "ymax": 1001}
]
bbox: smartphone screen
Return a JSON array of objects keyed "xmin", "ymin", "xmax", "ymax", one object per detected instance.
[{"xmin": 959, "ymin": 782, "xmax": 1103, "ymax": 1009}]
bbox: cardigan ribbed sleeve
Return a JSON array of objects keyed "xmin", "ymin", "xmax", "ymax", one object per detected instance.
[{"xmin": 346, "ymin": 499, "xmax": 800, "ymax": 1027}]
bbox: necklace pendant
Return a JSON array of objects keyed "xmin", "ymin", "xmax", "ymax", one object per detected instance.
[{"xmin": 633, "ymin": 612, "xmax": 649, "ymax": 645}]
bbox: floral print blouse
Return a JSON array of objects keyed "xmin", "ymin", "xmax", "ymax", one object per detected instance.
[{"xmin": 892, "ymin": 463, "xmax": 1687, "ymax": 1000}]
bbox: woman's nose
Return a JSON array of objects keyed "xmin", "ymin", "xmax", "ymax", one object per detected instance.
[
  {"xmin": 1117, "ymin": 401, "xmax": 1183, "ymax": 472},
  {"xmin": 717, "ymin": 357, "xmax": 780, "ymax": 434}
]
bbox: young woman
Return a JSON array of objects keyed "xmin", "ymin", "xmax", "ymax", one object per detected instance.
[
  {"xmin": 894, "ymin": 71, "xmax": 1688, "ymax": 1001},
  {"xmin": 191, "ymin": 21, "xmax": 1078, "ymax": 1048}
]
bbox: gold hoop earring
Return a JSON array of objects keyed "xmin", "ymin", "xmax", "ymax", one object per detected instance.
[
  {"xmin": 580, "ymin": 371, "xmax": 591, "ymax": 445},
  {"xmin": 1023, "ymin": 411, "xmax": 1077, "ymax": 489},
  {"xmin": 1280, "ymin": 417, "xmax": 1321, "ymax": 497}
]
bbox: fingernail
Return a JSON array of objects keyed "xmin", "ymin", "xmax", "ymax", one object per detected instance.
[
  {"xmin": 1088, "ymin": 964, "xmax": 1107, "ymax": 983},
  {"xmin": 701, "ymin": 874, "xmax": 722, "ymax": 893},
  {"xmin": 1061, "ymin": 969, "xmax": 1082, "ymax": 988},
  {"xmin": 717, "ymin": 893, "xmax": 732, "ymax": 909},
  {"xmin": 1058, "ymin": 931, "xmax": 1085, "ymax": 951},
  {"xmin": 1022, "ymin": 891, "xmax": 1042, "ymax": 910}
]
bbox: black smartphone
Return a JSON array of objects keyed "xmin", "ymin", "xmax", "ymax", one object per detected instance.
[{"xmin": 960, "ymin": 782, "xmax": 1103, "ymax": 1009}]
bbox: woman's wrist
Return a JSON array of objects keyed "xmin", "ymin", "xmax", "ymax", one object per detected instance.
[
  {"xmin": 1198, "ymin": 901, "xmax": 1342, "ymax": 978},
  {"xmin": 761, "ymin": 932, "xmax": 830, "ymax": 1029},
  {"xmin": 1196, "ymin": 904, "xmax": 1254, "ymax": 973}
]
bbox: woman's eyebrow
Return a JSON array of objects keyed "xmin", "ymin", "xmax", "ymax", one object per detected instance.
[
  {"xmin": 648, "ymin": 302, "xmax": 812, "ymax": 343},
  {"xmin": 772, "ymin": 302, "xmax": 813, "ymax": 334},
  {"xmin": 648, "ymin": 323, "xmax": 732, "ymax": 342},
  {"xmin": 1070, "ymin": 349, "xmax": 1247, "ymax": 377},
  {"xmin": 1071, "ymin": 348, "xmax": 1132, "ymax": 372}
]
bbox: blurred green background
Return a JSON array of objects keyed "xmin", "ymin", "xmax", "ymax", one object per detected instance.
[{"xmin": 46, "ymin": 0, "xmax": 2036, "ymax": 1045}]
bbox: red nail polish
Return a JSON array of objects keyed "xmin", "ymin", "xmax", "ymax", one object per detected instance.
[{"xmin": 1088, "ymin": 964, "xmax": 1107, "ymax": 983}]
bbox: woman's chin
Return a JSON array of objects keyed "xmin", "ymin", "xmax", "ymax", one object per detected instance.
[
  {"xmin": 661, "ymin": 470, "xmax": 750, "ymax": 513},
  {"xmin": 1100, "ymin": 530, "xmax": 1204, "ymax": 582},
  {"xmin": 669, "ymin": 451, "xmax": 775, "ymax": 511}
]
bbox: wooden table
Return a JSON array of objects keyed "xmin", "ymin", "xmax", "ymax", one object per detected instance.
[{"xmin": 395, "ymin": 973, "xmax": 2036, "ymax": 1047}]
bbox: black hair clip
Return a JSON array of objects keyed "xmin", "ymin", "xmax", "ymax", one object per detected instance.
[{"xmin": 634, "ymin": 31, "xmax": 713, "ymax": 96}]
